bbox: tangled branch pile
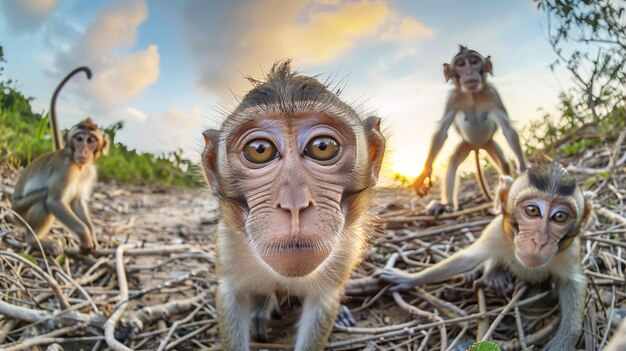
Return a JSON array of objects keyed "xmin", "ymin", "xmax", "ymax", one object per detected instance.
[{"xmin": 0, "ymin": 129, "xmax": 624, "ymax": 350}]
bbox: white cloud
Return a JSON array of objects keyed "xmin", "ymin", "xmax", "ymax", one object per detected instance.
[
  {"xmin": 125, "ymin": 107, "xmax": 147, "ymax": 121},
  {"xmin": 116, "ymin": 107, "xmax": 204, "ymax": 160},
  {"xmin": 0, "ymin": 0, "xmax": 59, "ymax": 34}
]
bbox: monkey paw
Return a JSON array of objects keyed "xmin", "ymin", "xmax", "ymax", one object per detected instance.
[
  {"xmin": 335, "ymin": 305, "xmax": 356, "ymax": 327},
  {"xmin": 426, "ymin": 201, "xmax": 454, "ymax": 216},
  {"xmin": 376, "ymin": 268, "xmax": 418, "ymax": 292},
  {"xmin": 474, "ymin": 271, "xmax": 513, "ymax": 297}
]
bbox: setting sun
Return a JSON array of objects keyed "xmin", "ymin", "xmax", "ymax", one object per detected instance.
[{"xmin": 385, "ymin": 149, "xmax": 426, "ymax": 181}]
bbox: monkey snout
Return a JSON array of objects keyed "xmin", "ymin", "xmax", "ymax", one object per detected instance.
[{"xmin": 259, "ymin": 237, "xmax": 331, "ymax": 277}]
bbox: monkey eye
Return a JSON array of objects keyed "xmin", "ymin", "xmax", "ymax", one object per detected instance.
[
  {"xmin": 551, "ymin": 211, "xmax": 569, "ymax": 223},
  {"xmin": 524, "ymin": 205, "xmax": 541, "ymax": 218},
  {"xmin": 303, "ymin": 136, "xmax": 340, "ymax": 162},
  {"xmin": 87, "ymin": 136, "xmax": 96, "ymax": 144},
  {"xmin": 242, "ymin": 138, "xmax": 277, "ymax": 164},
  {"xmin": 469, "ymin": 56, "xmax": 480, "ymax": 64},
  {"xmin": 455, "ymin": 60, "xmax": 466, "ymax": 67},
  {"xmin": 75, "ymin": 135, "xmax": 84, "ymax": 142}
]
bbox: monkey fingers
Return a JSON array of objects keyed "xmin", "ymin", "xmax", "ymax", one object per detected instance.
[
  {"xmin": 473, "ymin": 271, "xmax": 514, "ymax": 297},
  {"xmin": 376, "ymin": 268, "xmax": 418, "ymax": 292},
  {"xmin": 411, "ymin": 177, "xmax": 431, "ymax": 197},
  {"xmin": 334, "ymin": 305, "xmax": 356, "ymax": 327}
]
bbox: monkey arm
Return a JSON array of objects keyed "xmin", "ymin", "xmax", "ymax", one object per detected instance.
[
  {"xmin": 294, "ymin": 290, "xmax": 342, "ymax": 351},
  {"xmin": 71, "ymin": 199, "xmax": 94, "ymax": 233},
  {"xmin": 492, "ymin": 108, "xmax": 527, "ymax": 172},
  {"xmin": 379, "ymin": 239, "xmax": 490, "ymax": 292},
  {"xmin": 45, "ymin": 197, "xmax": 94, "ymax": 248},
  {"xmin": 216, "ymin": 284, "xmax": 252, "ymax": 350},
  {"xmin": 542, "ymin": 276, "xmax": 586, "ymax": 351},
  {"xmin": 424, "ymin": 109, "xmax": 457, "ymax": 171}
]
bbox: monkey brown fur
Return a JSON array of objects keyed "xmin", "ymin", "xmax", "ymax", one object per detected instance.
[
  {"xmin": 380, "ymin": 163, "xmax": 591, "ymax": 351},
  {"xmin": 413, "ymin": 45, "xmax": 527, "ymax": 216},
  {"xmin": 11, "ymin": 67, "xmax": 107, "ymax": 256},
  {"xmin": 201, "ymin": 60, "xmax": 385, "ymax": 350}
]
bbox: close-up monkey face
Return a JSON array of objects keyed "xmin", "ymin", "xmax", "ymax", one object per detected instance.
[
  {"xmin": 70, "ymin": 131, "xmax": 102, "ymax": 166},
  {"xmin": 513, "ymin": 193, "xmax": 577, "ymax": 267},
  {"xmin": 453, "ymin": 53, "xmax": 484, "ymax": 92},
  {"xmin": 228, "ymin": 112, "xmax": 358, "ymax": 277}
]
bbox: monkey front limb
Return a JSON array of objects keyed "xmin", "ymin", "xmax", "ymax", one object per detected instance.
[
  {"xmin": 491, "ymin": 108, "xmax": 526, "ymax": 171},
  {"xmin": 378, "ymin": 220, "xmax": 499, "ymax": 291},
  {"xmin": 46, "ymin": 198, "xmax": 93, "ymax": 245}
]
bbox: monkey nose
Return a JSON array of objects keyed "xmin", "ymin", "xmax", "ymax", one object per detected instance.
[{"xmin": 274, "ymin": 186, "xmax": 315, "ymax": 233}]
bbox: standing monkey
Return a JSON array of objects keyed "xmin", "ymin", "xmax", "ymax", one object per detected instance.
[
  {"xmin": 413, "ymin": 45, "xmax": 527, "ymax": 215},
  {"xmin": 201, "ymin": 60, "xmax": 385, "ymax": 350},
  {"xmin": 11, "ymin": 67, "xmax": 108, "ymax": 255},
  {"xmin": 380, "ymin": 163, "xmax": 591, "ymax": 350}
]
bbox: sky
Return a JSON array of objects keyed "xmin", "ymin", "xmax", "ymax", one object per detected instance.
[{"xmin": 0, "ymin": 0, "xmax": 575, "ymax": 181}]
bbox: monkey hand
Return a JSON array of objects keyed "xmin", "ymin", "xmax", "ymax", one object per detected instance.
[
  {"xmin": 79, "ymin": 235, "xmax": 97, "ymax": 254},
  {"xmin": 411, "ymin": 168, "xmax": 432, "ymax": 197},
  {"xmin": 376, "ymin": 268, "xmax": 419, "ymax": 292}
]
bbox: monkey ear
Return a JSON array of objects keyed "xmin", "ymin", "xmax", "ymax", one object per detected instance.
[
  {"xmin": 101, "ymin": 134, "xmax": 110, "ymax": 156},
  {"xmin": 443, "ymin": 63, "xmax": 453, "ymax": 82},
  {"xmin": 579, "ymin": 192, "xmax": 595, "ymax": 233},
  {"xmin": 63, "ymin": 130, "xmax": 70, "ymax": 146},
  {"xmin": 202, "ymin": 129, "xmax": 221, "ymax": 189},
  {"xmin": 493, "ymin": 175, "xmax": 513, "ymax": 214},
  {"xmin": 485, "ymin": 56, "xmax": 493, "ymax": 76},
  {"xmin": 364, "ymin": 116, "xmax": 385, "ymax": 186}
]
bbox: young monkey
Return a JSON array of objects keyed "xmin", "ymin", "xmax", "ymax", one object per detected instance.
[
  {"xmin": 11, "ymin": 67, "xmax": 108, "ymax": 255},
  {"xmin": 202, "ymin": 61, "xmax": 385, "ymax": 351},
  {"xmin": 380, "ymin": 162, "xmax": 591, "ymax": 351},
  {"xmin": 413, "ymin": 45, "xmax": 527, "ymax": 215}
]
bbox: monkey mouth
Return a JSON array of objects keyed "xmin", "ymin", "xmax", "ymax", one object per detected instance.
[
  {"xmin": 258, "ymin": 238, "xmax": 332, "ymax": 277},
  {"xmin": 515, "ymin": 252, "xmax": 551, "ymax": 268},
  {"xmin": 463, "ymin": 79, "xmax": 481, "ymax": 90}
]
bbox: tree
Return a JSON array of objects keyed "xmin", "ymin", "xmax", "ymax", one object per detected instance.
[{"xmin": 537, "ymin": 0, "xmax": 626, "ymax": 121}]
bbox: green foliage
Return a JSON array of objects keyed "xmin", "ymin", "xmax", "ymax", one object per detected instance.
[
  {"xmin": 0, "ymin": 45, "xmax": 201, "ymax": 188},
  {"xmin": 468, "ymin": 341, "xmax": 501, "ymax": 351},
  {"xmin": 527, "ymin": 1, "xmax": 626, "ymax": 156}
]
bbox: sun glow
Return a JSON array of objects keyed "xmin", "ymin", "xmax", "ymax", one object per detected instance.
[{"xmin": 384, "ymin": 149, "xmax": 426, "ymax": 184}]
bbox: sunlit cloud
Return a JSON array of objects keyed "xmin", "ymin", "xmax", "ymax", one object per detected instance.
[
  {"xmin": 183, "ymin": 0, "xmax": 433, "ymax": 96},
  {"xmin": 53, "ymin": 0, "xmax": 159, "ymax": 122},
  {"xmin": 0, "ymin": 0, "xmax": 59, "ymax": 34}
]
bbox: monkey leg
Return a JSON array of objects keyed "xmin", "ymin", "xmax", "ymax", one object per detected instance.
[
  {"xmin": 428, "ymin": 142, "xmax": 471, "ymax": 215},
  {"xmin": 23, "ymin": 203, "xmax": 62, "ymax": 256},
  {"xmin": 542, "ymin": 278, "xmax": 585, "ymax": 351},
  {"xmin": 250, "ymin": 293, "xmax": 279, "ymax": 342},
  {"xmin": 216, "ymin": 284, "xmax": 252, "ymax": 351},
  {"xmin": 294, "ymin": 292, "xmax": 341, "ymax": 351},
  {"xmin": 483, "ymin": 140, "xmax": 511, "ymax": 175}
]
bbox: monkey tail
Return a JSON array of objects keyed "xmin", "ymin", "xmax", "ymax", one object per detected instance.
[
  {"xmin": 474, "ymin": 150, "xmax": 492, "ymax": 202},
  {"xmin": 50, "ymin": 67, "xmax": 93, "ymax": 150}
]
